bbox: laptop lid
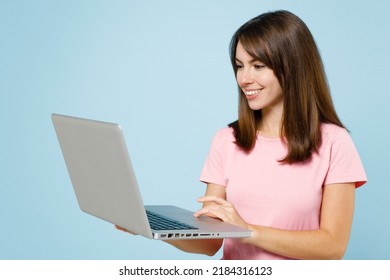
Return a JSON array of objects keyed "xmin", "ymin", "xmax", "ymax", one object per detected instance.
[
  {"xmin": 52, "ymin": 113, "xmax": 153, "ymax": 238},
  {"xmin": 52, "ymin": 113, "xmax": 252, "ymax": 240}
]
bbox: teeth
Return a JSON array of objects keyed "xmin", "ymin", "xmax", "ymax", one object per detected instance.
[{"xmin": 245, "ymin": 89, "xmax": 261, "ymax": 96}]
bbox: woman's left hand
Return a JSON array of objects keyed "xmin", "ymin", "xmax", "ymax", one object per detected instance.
[{"xmin": 194, "ymin": 196, "xmax": 248, "ymax": 230}]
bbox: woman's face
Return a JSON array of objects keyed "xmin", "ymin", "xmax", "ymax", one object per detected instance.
[{"xmin": 235, "ymin": 41, "xmax": 284, "ymax": 114}]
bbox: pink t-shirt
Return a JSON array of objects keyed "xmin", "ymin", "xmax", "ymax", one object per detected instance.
[{"xmin": 200, "ymin": 123, "xmax": 367, "ymax": 260}]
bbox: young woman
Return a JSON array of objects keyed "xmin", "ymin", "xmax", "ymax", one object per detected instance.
[{"xmin": 119, "ymin": 10, "xmax": 367, "ymax": 260}]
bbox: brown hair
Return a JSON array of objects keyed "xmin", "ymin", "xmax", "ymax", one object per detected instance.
[{"xmin": 229, "ymin": 10, "xmax": 345, "ymax": 163}]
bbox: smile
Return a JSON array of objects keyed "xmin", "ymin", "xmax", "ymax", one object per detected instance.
[{"xmin": 245, "ymin": 89, "xmax": 262, "ymax": 96}]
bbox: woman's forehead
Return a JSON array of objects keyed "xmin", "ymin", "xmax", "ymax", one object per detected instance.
[{"xmin": 236, "ymin": 37, "xmax": 270, "ymax": 64}]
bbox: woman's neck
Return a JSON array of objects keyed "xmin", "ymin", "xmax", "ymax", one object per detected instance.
[{"xmin": 258, "ymin": 107, "xmax": 283, "ymax": 138}]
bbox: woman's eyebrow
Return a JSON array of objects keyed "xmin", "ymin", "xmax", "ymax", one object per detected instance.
[{"xmin": 235, "ymin": 57, "xmax": 262, "ymax": 64}]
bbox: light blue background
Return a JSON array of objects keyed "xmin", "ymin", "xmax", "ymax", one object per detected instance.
[{"xmin": 1, "ymin": 0, "xmax": 389, "ymax": 260}]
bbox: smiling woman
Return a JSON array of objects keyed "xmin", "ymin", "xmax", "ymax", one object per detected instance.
[
  {"xmin": 140, "ymin": 10, "xmax": 367, "ymax": 260},
  {"xmin": 2, "ymin": 0, "xmax": 385, "ymax": 261}
]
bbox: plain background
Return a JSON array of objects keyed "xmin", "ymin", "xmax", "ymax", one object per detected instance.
[{"xmin": 1, "ymin": 0, "xmax": 389, "ymax": 260}]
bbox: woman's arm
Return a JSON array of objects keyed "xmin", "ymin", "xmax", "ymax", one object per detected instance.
[{"xmin": 197, "ymin": 182, "xmax": 355, "ymax": 259}]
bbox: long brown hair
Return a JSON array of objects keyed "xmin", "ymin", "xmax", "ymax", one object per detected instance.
[{"xmin": 229, "ymin": 10, "xmax": 344, "ymax": 163}]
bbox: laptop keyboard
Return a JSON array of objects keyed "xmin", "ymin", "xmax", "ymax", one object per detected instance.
[{"xmin": 146, "ymin": 210, "xmax": 198, "ymax": 230}]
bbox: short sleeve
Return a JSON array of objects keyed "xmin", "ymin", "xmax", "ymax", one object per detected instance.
[
  {"xmin": 324, "ymin": 128, "xmax": 367, "ymax": 188},
  {"xmin": 199, "ymin": 129, "xmax": 228, "ymax": 186}
]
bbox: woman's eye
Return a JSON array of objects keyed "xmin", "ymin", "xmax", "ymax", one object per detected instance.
[
  {"xmin": 254, "ymin": 64, "xmax": 265, "ymax": 69},
  {"xmin": 235, "ymin": 64, "xmax": 243, "ymax": 69}
]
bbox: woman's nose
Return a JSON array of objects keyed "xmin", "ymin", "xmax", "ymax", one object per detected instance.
[{"xmin": 238, "ymin": 68, "xmax": 254, "ymax": 85}]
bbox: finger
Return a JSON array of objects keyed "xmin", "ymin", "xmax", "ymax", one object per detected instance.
[
  {"xmin": 197, "ymin": 196, "xmax": 231, "ymax": 206},
  {"xmin": 115, "ymin": 225, "xmax": 125, "ymax": 231},
  {"xmin": 194, "ymin": 205, "xmax": 217, "ymax": 216},
  {"xmin": 193, "ymin": 207, "xmax": 220, "ymax": 219},
  {"xmin": 193, "ymin": 207, "xmax": 211, "ymax": 217},
  {"xmin": 194, "ymin": 206, "xmax": 227, "ymax": 222},
  {"xmin": 115, "ymin": 225, "xmax": 138, "ymax": 235}
]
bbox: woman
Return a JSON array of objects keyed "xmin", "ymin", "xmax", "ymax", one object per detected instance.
[{"xmin": 120, "ymin": 10, "xmax": 367, "ymax": 260}]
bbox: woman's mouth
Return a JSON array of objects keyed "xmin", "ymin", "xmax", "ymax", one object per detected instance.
[
  {"xmin": 245, "ymin": 89, "xmax": 261, "ymax": 96},
  {"xmin": 245, "ymin": 89, "xmax": 262, "ymax": 96}
]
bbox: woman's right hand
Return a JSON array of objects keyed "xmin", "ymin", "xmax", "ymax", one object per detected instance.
[{"xmin": 115, "ymin": 225, "xmax": 138, "ymax": 235}]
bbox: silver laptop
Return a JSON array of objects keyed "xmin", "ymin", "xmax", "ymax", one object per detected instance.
[{"xmin": 52, "ymin": 113, "xmax": 252, "ymax": 240}]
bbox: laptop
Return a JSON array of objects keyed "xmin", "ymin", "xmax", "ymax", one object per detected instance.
[{"xmin": 51, "ymin": 113, "xmax": 252, "ymax": 240}]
